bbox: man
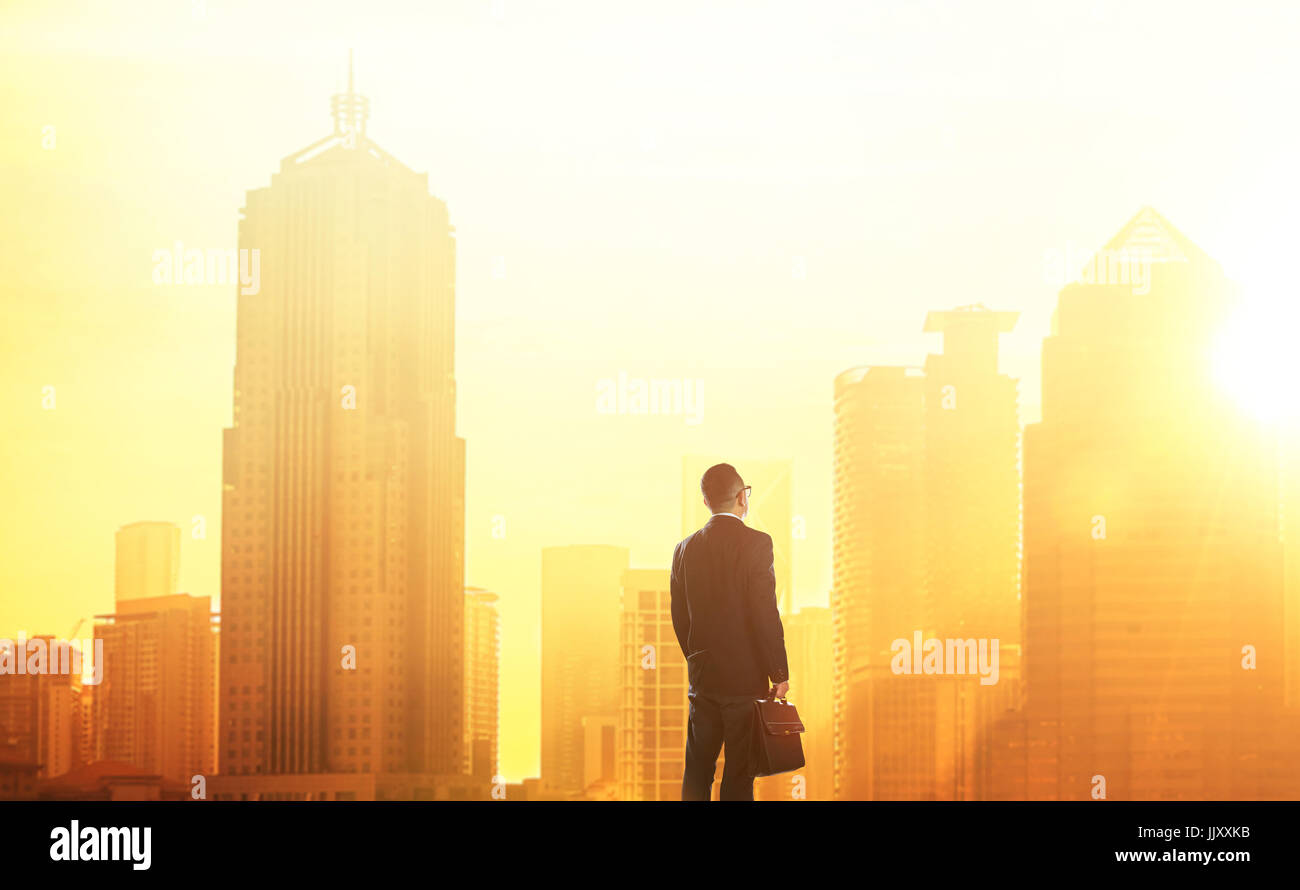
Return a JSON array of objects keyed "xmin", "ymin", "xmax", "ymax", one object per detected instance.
[{"xmin": 671, "ymin": 462, "xmax": 790, "ymax": 801}]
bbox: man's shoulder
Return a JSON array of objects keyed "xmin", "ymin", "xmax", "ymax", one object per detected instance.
[
  {"xmin": 673, "ymin": 529, "xmax": 701, "ymax": 561},
  {"xmin": 744, "ymin": 525, "xmax": 773, "ymax": 549}
]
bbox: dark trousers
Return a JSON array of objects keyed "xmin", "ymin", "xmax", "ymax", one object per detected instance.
[{"xmin": 682, "ymin": 690, "xmax": 756, "ymax": 801}]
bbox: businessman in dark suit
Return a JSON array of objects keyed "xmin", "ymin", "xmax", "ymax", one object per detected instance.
[{"xmin": 671, "ymin": 462, "xmax": 790, "ymax": 801}]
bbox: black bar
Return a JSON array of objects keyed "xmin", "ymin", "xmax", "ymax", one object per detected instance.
[{"xmin": 0, "ymin": 801, "xmax": 1287, "ymax": 876}]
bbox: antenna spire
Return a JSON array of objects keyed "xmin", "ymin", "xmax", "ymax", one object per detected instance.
[{"xmin": 331, "ymin": 49, "xmax": 369, "ymax": 142}]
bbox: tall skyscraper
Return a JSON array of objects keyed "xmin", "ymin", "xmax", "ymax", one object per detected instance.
[
  {"xmin": 219, "ymin": 65, "xmax": 466, "ymax": 779},
  {"xmin": 682, "ymin": 456, "xmax": 794, "ymax": 613},
  {"xmin": 831, "ymin": 365, "xmax": 926, "ymax": 800},
  {"xmin": 94, "ymin": 595, "xmax": 217, "ymax": 783},
  {"xmin": 540, "ymin": 545, "xmax": 628, "ymax": 794},
  {"xmin": 616, "ymin": 568, "xmax": 687, "ymax": 801},
  {"xmin": 114, "ymin": 521, "xmax": 180, "ymax": 604},
  {"xmin": 922, "ymin": 308, "xmax": 1020, "ymax": 648},
  {"xmin": 832, "ymin": 306, "xmax": 1020, "ymax": 800},
  {"xmin": 922, "ymin": 307, "xmax": 1022, "ymax": 801},
  {"xmin": 464, "ymin": 587, "xmax": 500, "ymax": 782},
  {"xmin": 1022, "ymin": 208, "xmax": 1287, "ymax": 799}
]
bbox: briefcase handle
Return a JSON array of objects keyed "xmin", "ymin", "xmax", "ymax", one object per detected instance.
[{"xmin": 767, "ymin": 688, "xmax": 789, "ymax": 704}]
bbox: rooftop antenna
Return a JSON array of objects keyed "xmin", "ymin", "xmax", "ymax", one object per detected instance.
[{"xmin": 331, "ymin": 49, "xmax": 369, "ymax": 142}]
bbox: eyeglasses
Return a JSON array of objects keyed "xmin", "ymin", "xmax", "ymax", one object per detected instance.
[{"xmin": 740, "ymin": 485, "xmax": 752, "ymax": 501}]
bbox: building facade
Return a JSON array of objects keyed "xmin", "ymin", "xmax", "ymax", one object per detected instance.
[
  {"xmin": 540, "ymin": 545, "xmax": 628, "ymax": 793},
  {"xmin": 218, "ymin": 71, "xmax": 466, "ymax": 780},
  {"xmin": 781, "ymin": 606, "xmax": 833, "ymax": 800},
  {"xmin": 94, "ymin": 595, "xmax": 216, "ymax": 783},
  {"xmin": 114, "ymin": 521, "xmax": 181, "ymax": 605},
  {"xmin": 831, "ymin": 365, "xmax": 926, "ymax": 799},
  {"xmin": 831, "ymin": 306, "xmax": 1020, "ymax": 800},
  {"xmin": 1022, "ymin": 208, "xmax": 1288, "ymax": 799},
  {"xmin": 616, "ymin": 569, "xmax": 687, "ymax": 801},
  {"xmin": 464, "ymin": 587, "xmax": 500, "ymax": 782},
  {"xmin": 0, "ymin": 636, "xmax": 80, "ymax": 779}
]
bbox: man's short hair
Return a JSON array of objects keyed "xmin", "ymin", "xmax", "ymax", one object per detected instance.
[{"xmin": 701, "ymin": 463, "xmax": 744, "ymax": 510}]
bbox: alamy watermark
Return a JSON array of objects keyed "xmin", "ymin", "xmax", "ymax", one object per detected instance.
[
  {"xmin": 596, "ymin": 372, "xmax": 703, "ymax": 426},
  {"xmin": 50, "ymin": 821, "xmax": 150, "ymax": 870},
  {"xmin": 152, "ymin": 241, "xmax": 260, "ymax": 295},
  {"xmin": 890, "ymin": 631, "xmax": 999, "ymax": 685},
  {"xmin": 0, "ymin": 634, "xmax": 103, "ymax": 685}
]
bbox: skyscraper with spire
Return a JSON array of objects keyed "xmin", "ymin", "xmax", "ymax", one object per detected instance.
[
  {"xmin": 219, "ymin": 60, "xmax": 466, "ymax": 780},
  {"xmin": 1021, "ymin": 208, "xmax": 1286, "ymax": 799}
]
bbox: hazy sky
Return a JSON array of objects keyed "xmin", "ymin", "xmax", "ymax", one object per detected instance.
[{"xmin": 3, "ymin": 0, "xmax": 1299, "ymax": 780}]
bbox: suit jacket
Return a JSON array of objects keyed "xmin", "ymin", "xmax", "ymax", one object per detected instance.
[{"xmin": 670, "ymin": 514, "xmax": 789, "ymax": 696}]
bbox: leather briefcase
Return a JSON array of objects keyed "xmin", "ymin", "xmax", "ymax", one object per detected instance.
[{"xmin": 750, "ymin": 696, "xmax": 806, "ymax": 777}]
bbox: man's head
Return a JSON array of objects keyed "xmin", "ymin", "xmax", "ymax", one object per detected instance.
[{"xmin": 700, "ymin": 463, "xmax": 750, "ymax": 519}]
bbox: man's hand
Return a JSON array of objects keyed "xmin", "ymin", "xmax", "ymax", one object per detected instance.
[{"xmin": 770, "ymin": 681, "xmax": 789, "ymax": 700}]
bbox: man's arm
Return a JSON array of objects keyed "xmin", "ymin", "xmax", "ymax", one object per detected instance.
[
  {"xmin": 746, "ymin": 532, "xmax": 789, "ymax": 688},
  {"xmin": 669, "ymin": 539, "xmax": 690, "ymax": 659}
]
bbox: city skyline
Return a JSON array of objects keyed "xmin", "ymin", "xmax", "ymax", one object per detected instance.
[
  {"xmin": 7, "ymin": 186, "xmax": 1296, "ymax": 790},
  {"xmin": 5, "ymin": 3, "xmax": 1300, "ymax": 787}
]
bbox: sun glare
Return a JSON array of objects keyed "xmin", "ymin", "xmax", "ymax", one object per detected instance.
[{"xmin": 1212, "ymin": 290, "xmax": 1300, "ymax": 424}]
